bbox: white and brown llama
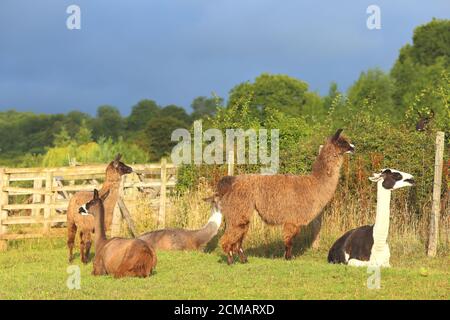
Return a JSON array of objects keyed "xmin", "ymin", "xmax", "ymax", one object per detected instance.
[
  {"xmin": 328, "ymin": 169, "xmax": 415, "ymax": 267},
  {"xmin": 67, "ymin": 154, "xmax": 133, "ymax": 263},
  {"xmin": 213, "ymin": 129, "xmax": 354, "ymax": 264},
  {"xmin": 138, "ymin": 195, "xmax": 222, "ymax": 250}
]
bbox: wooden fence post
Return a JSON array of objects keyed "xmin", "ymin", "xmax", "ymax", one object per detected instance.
[
  {"xmin": 32, "ymin": 179, "xmax": 43, "ymax": 217},
  {"xmin": 158, "ymin": 158, "xmax": 167, "ymax": 228},
  {"xmin": 427, "ymin": 131, "xmax": 445, "ymax": 257},
  {"xmin": 227, "ymin": 150, "xmax": 234, "ymax": 176},
  {"xmin": 117, "ymin": 198, "xmax": 137, "ymax": 237},
  {"xmin": 43, "ymin": 171, "xmax": 53, "ymax": 233},
  {"xmin": 0, "ymin": 168, "xmax": 9, "ymax": 251}
]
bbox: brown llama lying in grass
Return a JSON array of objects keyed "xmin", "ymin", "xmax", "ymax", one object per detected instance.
[
  {"xmin": 138, "ymin": 196, "xmax": 222, "ymax": 250},
  {"xmin": 78, "ymin": 189, "xmax": 157, "ymax": 278},
  {"xmin": 67, "ymin": 154, "xmax": 133, "ymax": 263},
  {"xmin": 215, "ymin": 129, "xmax": 354, "ymax": 264}
]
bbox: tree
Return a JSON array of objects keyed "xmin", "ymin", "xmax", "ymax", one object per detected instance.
[
  {"xmin": 75, "ymin": 119, "xmax": 93, "ymax": 145},
  {"xmin": 143, "ymin": 116, "xmax": 188, "ymax": 161},
  {"xmin": 127, "ymin": 99, "xmax": 160, "ymax": 132},
  {"xmin": 93, "ymin": 105, "xmax": 124, "ymax": 140},
  {"xmin": 64, "ymin": 111, "xmax": 92, "ymax": 137},
  {"xmin": 391, "ymin": 19, "xmax": 450, "ymax": 108},
  {"xmin": 347, "ymin": 68, "xmax": 395, "ymax": 116},
  {"xmin": 160, "ymin": 105, "xmax": 191, "ymax": 125},
  {"xmin": 323, "ymin": 82, "xmax": 341, "ymax": 110},
  {"xmin": 53, "ymin": 125, "xmax": 71, "ymax": 147},
  {"xmin": 227, "ymin": 73, "xmax": 320, "ymax": 118},
  {"xmin": 410, "ymin": 18, "xmax": 450, "ymax": 67},
  {"xmin": 191, "ymin": 95, "xmax": 223, "ymax": 120}
]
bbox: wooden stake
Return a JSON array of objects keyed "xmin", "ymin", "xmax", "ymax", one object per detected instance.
[
  {"xmin": 43, "ymin": 172, "xmax": 53, "ymax": 233},
  {"xmin": 158, "ymin": 158, "xmax": 167, "ymax": 228},
  {"xmin": 0, "ymin": 168, "xmax": 9, "ymax": 251},
  {"xmin": 32, "ymin": 179, "xmax": 43, "ymax": 217},
  {"xmin": 118, "ymin": 198, "xmax": 137, "ymax": 237},
  {"xmin": 427, "ymin": 131, "xmax": 445, "ymax": 257}
]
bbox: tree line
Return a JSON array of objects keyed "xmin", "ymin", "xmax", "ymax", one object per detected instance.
[{"xmin": 0, "ymin": 19, "xmax": 448, "ymax": 167}]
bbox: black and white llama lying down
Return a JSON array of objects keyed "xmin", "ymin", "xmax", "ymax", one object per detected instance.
[{"xmin": 328, "ymin": 169, "xmax": 415, "ymax": 267}]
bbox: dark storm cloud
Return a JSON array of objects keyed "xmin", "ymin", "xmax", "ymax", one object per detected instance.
[{"xmin": 0, "ymin": 0, "xmax": 449, "ymax": 115}]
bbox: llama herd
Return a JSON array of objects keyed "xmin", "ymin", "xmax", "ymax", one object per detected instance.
[{"xmin": 67, "ymin": 129, "xmax": 415, "ymax": 278}]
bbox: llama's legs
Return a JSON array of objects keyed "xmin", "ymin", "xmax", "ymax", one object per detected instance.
[
  {"xmin": 67, "ymin": 221, "xmax": 77, "ymax": 263},
  {"xmin": 311, "ymin": 214, "xmax": 322, "ymax": 250},
  {"xmin": 84, "ymin": 231, "xmax": 92, "ymax": 263},
  {"xmin": 79, "ymin": 231, "xmax": 86, "ymax": 264},
  {"xmin": 283, "ymin": 223, "xmax": 300, "ymax": 260},
  {"xmin": 236, "ymin": 223, "xmax": 249, "ymax": 263},
  {"xmin": 221, "ymin": 227, "xmax": 238, "ymax": 265},
  {"xmin": 221, "ymin": 223, "xmax": 250, "ymax": 265},
  {"xmin": 220, "ymin": 196, "xmax": 253, "ymax": 265}
]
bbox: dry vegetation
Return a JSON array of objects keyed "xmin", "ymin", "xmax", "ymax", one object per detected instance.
[{"xmin": 124, "ymin": 171, "xmax": 449, "ymax": 259}]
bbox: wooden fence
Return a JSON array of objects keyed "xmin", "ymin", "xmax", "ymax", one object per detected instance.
[{"xmin": 0, "ymin": 159, "xmax": 176, "ymax": 250}]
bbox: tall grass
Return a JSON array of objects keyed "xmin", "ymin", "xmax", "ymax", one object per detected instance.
[{"xmin": 127, "ymin": 171, "xmax": 448, "ymax": 257}]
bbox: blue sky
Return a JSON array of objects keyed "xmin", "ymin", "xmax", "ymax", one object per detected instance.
[{"xmin": 0, "ymin": 0, "xmax": 449, "ymax": 115}]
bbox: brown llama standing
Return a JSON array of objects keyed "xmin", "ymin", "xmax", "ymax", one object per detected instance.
[
  {"xmin": 66, "ymin": 154, "xmax": 133, "ymax": 263},
  {"xmin": 79, "ymin": 189, "xmax": 157, "ymax": 278},
  {"xmin": 216, "ymin": 129, "xmax": 354, "ymax": 264}
]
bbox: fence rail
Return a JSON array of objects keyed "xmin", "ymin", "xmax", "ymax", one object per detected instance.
[{"xmin": 0, "ymin": 159, "xmax": 177, "ymax": 250}]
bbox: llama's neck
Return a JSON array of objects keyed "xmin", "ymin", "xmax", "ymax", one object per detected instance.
[
  {"xmin": 99, "ymin": 172, "xmax": 121, "ymax": 206},
  {"xmin": 94, "ymin": 205, "xmax": 108, "ymax": 251},
  {"xmin": 193, "ymin": 208, "xmax": 222, "ymax": 246},
  {"xmin": 371, "ymin": 182, "xmax": 391, "ymax": 253},
  {"xmin": 311, "ymin": 148, "xmax": 344, "ymax": 205},
  {"xmin": 100, "ymin": 172, "xmax": 121, "ymax": 193}
]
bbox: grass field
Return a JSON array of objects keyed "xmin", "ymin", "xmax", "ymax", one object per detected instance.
[{"xmin": 0, "ymin": 237, "xmax": 448, "ymax": 300}]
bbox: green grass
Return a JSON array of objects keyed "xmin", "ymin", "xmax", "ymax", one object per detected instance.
[{"xmin": 0, "ymin": 238, "xmax": 448, "ymax": 300}]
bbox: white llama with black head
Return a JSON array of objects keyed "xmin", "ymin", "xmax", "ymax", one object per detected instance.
[{"xmin": 328, "ymin": 169, "xmax": 415, "ymax": 267}]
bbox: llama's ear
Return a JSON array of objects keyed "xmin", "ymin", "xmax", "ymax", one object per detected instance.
[
  {"xmin": 93, "ymin": 189, "xmax": 99, "ymax": 199},
  {"xmin": 100, "ymin": 190, "xmax": 110, "ymax": 201},
  {"xmin": 113, "ymin": 153, "xmax": 122, "ymax": 168},
  {"xmin": 369, "ymin": 171, "xmax": 383, "ymax": 182},
  {"xmin": 203, "ymin": 196, "xmax": 214, "ymax": 203},
  {"xmin": 332, "ymin": 129, "xmax": 343, "ymax": 141}
]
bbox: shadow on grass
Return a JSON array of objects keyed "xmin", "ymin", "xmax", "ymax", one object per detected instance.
[
  {"xmin": 245, "ymin": 220, "xmax": 320, "ymax": 259},
  {"xmin": 206, "ymin": 213, "xmax": 324, "ymax": 261}
]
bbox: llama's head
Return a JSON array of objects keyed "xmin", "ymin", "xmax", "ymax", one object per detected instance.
[
  {"xmin": 203, "ymin": 194, "xmax": 221, "ymax": 212},
  {"xmin": 106, "ymin": 154, "xmax": 133, "ymax": 178},
  {"xmin": 369, "ymin": 169, "xmax": 415, "ymax": 190},
  {"xmin": 328, "ymin": 129, "xmax": 355, "ymax": 155},
  {"xmin": 416, "ymin": 110, "xmax": 434, "ymax": 131},
  {"xmin": 78, "ymin": 189, "xmax": 110, "ymax": 217}
]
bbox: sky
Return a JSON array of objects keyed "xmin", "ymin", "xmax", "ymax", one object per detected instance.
[{"xmin": 0, "ymin": 0, "xmax": 449, "ymax": 116}]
